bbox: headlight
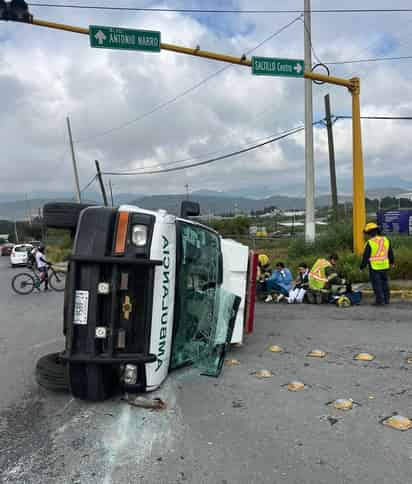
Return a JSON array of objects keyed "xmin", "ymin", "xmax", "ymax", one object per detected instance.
[
  {"xmin": 131, "ymin": 224, "xmax": 148, "ymax": 247},
  {"xmin": 124, "ymin": 364, "xmax": 138, "ymax": 385}
]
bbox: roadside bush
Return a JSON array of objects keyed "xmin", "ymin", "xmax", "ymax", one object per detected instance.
[
  {"xmin": 46, "ymin": 229, "xmax": 73, "ymax": 263},
  {"xmin": 47, "ymin": 245, "xmax": 71, "ymax": 263},
  {"xmin": 261, "ymin": 222, "xmax": 412, "ymax": 282}
]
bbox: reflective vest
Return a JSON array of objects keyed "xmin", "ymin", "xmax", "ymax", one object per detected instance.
[
  {"xmin": 368, "ymin": 236, "xmax": 390, "ymax": 270},
  {"xmin": 309, "ymin": 258, "xmax": 332, "ymax": 290}
]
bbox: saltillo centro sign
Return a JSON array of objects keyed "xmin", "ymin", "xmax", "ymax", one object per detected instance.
[
  {"xmin": 252, "ymin": 56, "xmax": 304, "ymax": 78},
  {"xmin": 89, "ymin": 25, "xmax": 161, "ymax": 52}
]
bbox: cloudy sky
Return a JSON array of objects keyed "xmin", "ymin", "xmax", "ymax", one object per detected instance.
[{"xmin": 1, "ymin": 0, "xmax": 412, "ymax": 200}]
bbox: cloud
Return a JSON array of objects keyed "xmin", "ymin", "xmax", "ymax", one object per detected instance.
[{"xmin": 1, "ymin": 0, "xmax": 412, "ymax": 199}]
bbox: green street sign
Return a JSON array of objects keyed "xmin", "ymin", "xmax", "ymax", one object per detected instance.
[
  {"xmin": 89, "ymin": 25, "xmax": 161, "ymax": 52},
  {"xmin": 251, "ymin": 56, "xmax": 304, "ymax": 78}
]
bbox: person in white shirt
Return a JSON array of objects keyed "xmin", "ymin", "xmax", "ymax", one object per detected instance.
[
  {"xmin": 35, "ymin": 246, "xmax": 50, "ymax": 291},
  {"xmin": 287, "ymin": 263, "xmax": 309, "ymax": 303}
]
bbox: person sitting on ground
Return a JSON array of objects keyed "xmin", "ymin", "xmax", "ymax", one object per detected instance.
[
  {"xmin": 257, "ymin": 253, "xmax": 271, "ymax": 283},
  {"xmin": 265, "ymin": 262, "xmax": 293, "ymax": 302},
  {"xmin": 308, "ymin": 254, "xmax": 345, "ymax": 303},
  {"xmin": 287, "ymin": 263, "xmax": 309, "ymax": 304},
  {"xmin": 35, "ymin": 245, "xmax": 50, "ymax": 291}
]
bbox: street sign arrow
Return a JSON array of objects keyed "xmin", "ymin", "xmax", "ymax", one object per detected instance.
[
  {"xmin": 94, "ymin": 30, "xmax": 106, "ymax": 45},
  {"xmin": 294, "ymin": 62, "xmax": 303, "ymax": 75}
]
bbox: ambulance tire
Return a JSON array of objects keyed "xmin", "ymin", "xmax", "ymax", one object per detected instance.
[
  {"xmin": 43, "ymin": 202, "xmax": 92, "ymax": 230},
  {"xmin": 35, "ymin": 352, "xmax": 69, "ymax": 393},
  {"xmin": 68, "ymin": 363, "xmax": 117, "ymax": 401}
]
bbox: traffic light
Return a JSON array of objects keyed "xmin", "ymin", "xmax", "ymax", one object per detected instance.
[{"xmin": 0, "ymin": 0, "xmax": 32, "ymax": 23}]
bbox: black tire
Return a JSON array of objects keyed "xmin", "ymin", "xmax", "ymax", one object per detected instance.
[
  {"xmin": 11, "ymin": 273, "xmax": 36, "ymax": 295},
  {"xmin": 43, "ymin": 202, "xmax": 93, "ymax": 230},
  {"xmin": 49, "ymin": 271, "xmax": 66, "ymax": 292},
  {"xmin": 35, "ymin": 352, "xmax": 69, "ymax": 393},
  {"xmin": 69, "ymin": 363, "xmax": 117, "ymax": 401}
]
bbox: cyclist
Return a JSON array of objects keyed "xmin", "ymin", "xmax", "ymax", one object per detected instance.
[{"xmin": 35, "ymin": 245, "xmax": 50, "ymax": 291}]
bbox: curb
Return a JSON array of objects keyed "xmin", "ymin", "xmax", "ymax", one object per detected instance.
[{"xmin": 361, "ymin": 289, "xmax": 412, "ymax": 302}]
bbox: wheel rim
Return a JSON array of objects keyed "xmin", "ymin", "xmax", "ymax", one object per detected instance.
[{"xmin": 12, "ymin": 273, "xmax": 35, "ymax": 294}]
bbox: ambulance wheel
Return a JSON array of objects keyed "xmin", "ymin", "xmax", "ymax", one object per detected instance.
[
  {"xmin": 68, "ymin": 363, "xmax": 117, "ymax": 401},
  {"xmin": 35, "ymin": 352, "xmax": 69, "ymax": 393}
]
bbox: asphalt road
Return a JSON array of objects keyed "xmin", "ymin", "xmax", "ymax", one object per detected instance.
[{"xmin": 1, "ymin": 256, "xmax": 412, "ymax": 483}]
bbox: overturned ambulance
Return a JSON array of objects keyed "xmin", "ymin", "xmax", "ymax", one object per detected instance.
[{"xmin": 39, "ymin": 201, "xmax": 257, "ymax": 401}]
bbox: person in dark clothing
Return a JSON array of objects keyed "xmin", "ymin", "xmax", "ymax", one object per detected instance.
[{"xmin": 360, "ymin": 222, "xmax": 394, "ymax": 305}]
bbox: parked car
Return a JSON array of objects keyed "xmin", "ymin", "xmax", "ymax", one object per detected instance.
[
  {"xmin": 10, "ymin": 244, "xmax": 33, "ymax": 267},
  {"xmin": 1, "ymin": 243, "xmax": 14, "ymax": 256},
  {"xmin": 28, "ymin": 240, "xmax": 42, "ymax": 248}
]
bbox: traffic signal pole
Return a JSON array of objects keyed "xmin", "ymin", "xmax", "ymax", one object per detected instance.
[
  {"xmin": 2, "ymin": 13, "xmax": 366, "ymax": 255},
  {"xmin": 350, "ymin": 78, "xmax": 366, "ymax": 256}
]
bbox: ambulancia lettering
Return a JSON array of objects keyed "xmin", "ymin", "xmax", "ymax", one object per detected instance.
[{"xmin": 156, "ymin": 235, "xmax": 170, "ymax": 371}]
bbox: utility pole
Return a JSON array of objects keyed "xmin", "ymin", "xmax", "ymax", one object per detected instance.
[
  {"xmin": 109, "ymin": 179, "xmax": 114, "ymax": 206},
  {"xmin": 324, "ymin": 94, "xmax": 338, "ymax": 221},
  {"xmin": 14, "ymin": 220, "xmax": 19, "ymax": 243},
  {"xmin": 185, "ymin": 183, "xmax": 190, "ymax": 200},
  {"xmin": 25, "ymin": 193, "xmax": 32, "ymax": 225},
  {"xmin": 304, "ymin": 0, "xmax": 315, "ymax": 242},
  {"xmin": 95, "ymin": 160, "xmax": 108, "ymax": 206},
  {"xmin": 66, "ymin": 116, "xmax": 82, "ymax": 203}
]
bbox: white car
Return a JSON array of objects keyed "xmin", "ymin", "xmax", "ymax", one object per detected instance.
[{"xmin": 10, "ymin": 244, "xmax": 33, "ymax": 267}]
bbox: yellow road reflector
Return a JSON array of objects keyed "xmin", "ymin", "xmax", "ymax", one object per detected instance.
[
  {"xmin": 225, "ymin": 358, "xmax": 240, "ymax": 366},
  {"xmin": 287, "ymin": 381, "xmax": 305, "ymax": 392},
  {"xmin": 382, "ymin": 415, "xmax": 412, "ymax": 431},
  {"xmin": 406, "ymin": 357, "xmax": 412, "ymax": 364},
  {"xmin": 368, "ymin": 395, "xmax": 375, "ymax": 400},
  {"xmin": 331, "ymin": 398, "xmax": 353, "ymax": 410},
  {"xmin": 354, "ymin": 352, "xmax": 375, "ymax": 361},
  {"xmin": 255, "ymin": 369, "xmax": 273, "ymax": 379},
  {"xmin": 268, "ymin": 345, "xmax": 283, "ymax": 353},
  {"xmin": 307, "ymin": 349, "xmax": 327, "ymax": 358}
]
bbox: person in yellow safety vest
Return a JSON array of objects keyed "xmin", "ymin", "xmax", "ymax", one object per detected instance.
[
  {"xmin": 360, "ymin": 222, "xmax": 394, "ymax": 306},
  {"xmin": 257, "ymin": 254, "xmax": 271, "ymax": 283},
  {"xmin": 308, "ymin": 254, "xmax": 343, "ymax": 292}
]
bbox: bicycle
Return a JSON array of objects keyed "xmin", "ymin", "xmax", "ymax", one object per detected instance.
[{"xmin": 11, "ymin": 264, "xmax": 67, "ymax": 295}]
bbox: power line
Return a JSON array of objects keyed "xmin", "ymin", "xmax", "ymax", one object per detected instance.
[
  {"xmin": 27, "ymin": 4, "xmax": 412, "ymax": 14},
  {"xmin": 103, "ymin": 124, "xmax": 311, "ymax": 176},
  {"xmin": 75, "ymin": 15, "xmax": 302, "ymax": 145},
  {"xmin": 300, "ymin": 16, "xmax": 322, "ymax": 65},
  {"xmin": 80, "ymin": 174, "xmax": 97, "ymax": 192},
  {"xmin": 337, "ymin": 115, "xmax": 412, "ymax": 120},
  {"xmin": 107, "ymin": 129, "xmax": 300, "ymax": 173},
  {"xmin": 326, "ymin": 55, "xmax": 412, "ymax": 65}
]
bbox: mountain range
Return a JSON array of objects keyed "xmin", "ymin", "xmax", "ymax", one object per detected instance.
[{"xmin": 0, "ymin": 187, "xmax": 409, "ymax": 221}]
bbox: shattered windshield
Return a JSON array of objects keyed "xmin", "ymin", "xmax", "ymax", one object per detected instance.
[{"xmin": 171, "ymin": 222, "xmax": 240, "ymax": 376}]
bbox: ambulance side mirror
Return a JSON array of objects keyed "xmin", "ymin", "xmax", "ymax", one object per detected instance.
[{"xmin": 180, "ymin": 201, "xmax": 200, "ymax": 218}]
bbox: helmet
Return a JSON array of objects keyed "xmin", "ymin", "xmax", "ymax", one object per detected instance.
[
  {"xmin": 38, "ymin": 245, "xmax": 45, "ymax": 253},
  {"xmin": 364, "ymin": 222, "xmax": 378, "ymax": 233},
  {"xmin": 337, "ymin": 295, "xmax": 351, "ymax": 308},
  {"xmin": 258, "ymin": 254, "xmax": 269, "ymax": 267}
]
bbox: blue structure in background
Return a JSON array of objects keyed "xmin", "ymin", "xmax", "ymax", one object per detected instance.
[{"xmin": 377, "ymin": 210, "xmax": 412, "ymax": 235}]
